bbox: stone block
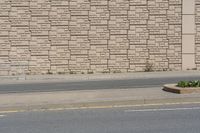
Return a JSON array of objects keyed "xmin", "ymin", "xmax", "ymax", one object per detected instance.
[
  {"xmin": 169, "ymin": 0, "xmax": 181, "ymax": 5},
  {"xmin": 30, "ymin": 36, "xmax": 50, "ymax": 50},
  {"xmin": 51, "ymin": 0, "xmax": 69, "ymax": 6},
  {"xmin": 30, "ymin": 17, "xmax": 50, "ymax": 31},
  {"xmin": 196, "ymin": 24, "xmax": 200, "ymax": 43},
  {"xmin": 90, "ymin": 40, "xmax": 108, "ymax": 45},
  {"xmin": 10, "ymin": 63, "xmax": 29, "ymax": 75},
  {"xmin": 148, "ymin": 15, "xmax": 168, "ymax": 34},
  {"xmin": 167, "ymin": 45, "xmax": 182, "ymax": 64},
  {"xmin": 31, "ymin": 50, "xmax": 49, "ymax": 56},
  {"xmin": 11, "ymin": 0, "xmax": 29, "ymax": 7},
  {"xmin": 91, "ymin": 0, "xmax": 108, "ymax": 6},
  {"xmin": 9, "ymin": 46, "xmax": 30, "ymax": 61},
  {"xmin": 0, "ymin": 61, "xmax": 10, "ymax": 75},
  {"xmin": 69, "ymin": 36, "xmax": 90, "ymax": 50},
  {"xmin": 10, "ymin": 27, "xmax": 31, "ymax": 41},
  {"xmin": 148, "ymin": 0, "xmax": 168, "ymax": 15},
  {"xmin": 49, "ymin": 6, "xmax": 70, "ymax": 21},
  {"xmin": 30, "ymin": 0, "xmax": 51, "ymax": 9},
  {"xmin": 0, "ymin": 17, "xmax": 10, "ymax": 30},
  {"xmin": 108, "ymin": 55, "xmax": 129, "ymax": 69},
  {"xmin": 0, "ymin": 50, "xmax": 9, "ymax": 56},
  {"xmin": 129, "ymin": 0, "xmax": 147, "ymax": 6},
  {"xmin": 31, "ymin": 9, "xmax": 49, "ymax": 17},
  {"xmin": 51, "ymin": 40, "xmax": 69, "ymax": 46},
  {"xmin": 70, "ymin": 10, "xmax": 88, "ymax": 16},
  {"xmin": 89, "ymin": 6, "xmax": 109, "ymax": 20},
  {"xmin": 0, "ymin": 10, "xmax": 9, "ymax": 17},
  {"xmin": 29, "ymin": 56, "xmax": 50, "ymax": 74},
  {"xmin": 70, "ymin": 49, "xmax": 88, "ymax": 55},
  {"xmin": 195, "ymin": 44, "xmax": 200, "ymax": 63},
  {"xmin": 148, "ymin": 54, "xmax": 169, "ymax": 71},
  {"xmin": 108, "ymin": 35, "xmax": 129, "ymax": 50},
  {"xmin": 89, "ymin": 25, "xmax": 109, "ymax": 40},
  {"xmin": 167, "ymin": 5, "xmax": 182, "ymax": 24},
  {"xmin": 196, "ymin": 5, "xmax": 200, "ymax": 24},
  {"xmin": 69, "ymin": 16, "xmax": 90, "ymax": 31},
  {"xmin": 10, "ymin": 7, "xmax": 30, "ymax": 22},
  {"xmin": 128, "ymin": 25, "xmax": 148, "ymax": 44},
  {"xmin": 69, "ymin": 55, "xmax": 90, "ymax": 70},
  {"xmin": 49, "ymin": 46, "xmax": 70, "ymax": 65},
  {"xmin": 169, "ymin": 63, "xmax": 181, "ymax": 71},
  {"xmin": 70, "ymin": 0, "xmax": 90, "ymax": 11},
  {"xmin": 110, "ymin": 30, "xmax": 128, "ymax": 35},
  {"xmin": 128, "ymin": 6, "xmax": 148, "ymax": 25},
  {"xmin": 129, "ymin": 64, "xmax": 146, "ymax": 72},
  {"xmin": 49, "ymin": 26, "xmax": 70, "ymax": 40},
  {"xmin": 0, "ymin": 38, "xmax": 10, "ymax": 50},
  {"xmin": 109, "ymin": 0, "xmax": 129, "ymax": 15},
  {"xmin": 109, "ymin": 16, "xmax": 129, "ymax": 30},
  {"xmin": 0, "ymin": 70, "xmax": 9, "ymax": 76},
  {"xmin": 128, "ymin": 45, "xmax": 148, "ymax": 64},
  {"xmin": 91, "ymin": 65, "xmax": 108, "ymax": 73},
  {"xmin": 0, "ymin": 30, "xmax": 9, "ymax": 37},
  {"xmin": 89, "ymin": 45, "xmax": 109, "ymax": 64},
  {"xmin": 50, "ymin": 65, "xmax": 69, "ymax": 74},
  {"xmin": 11, "ymin": 41, "xmax": 28, "ymax": 47},
  {"xmin": 148, "ymin": 35, "xmax": 168, "ymax": 48},
  {"xmin": 168, "ymin": 24, "xmax": 182, "ymax": 44},
  {"xmin": 0, "ymin": 0, "xmax": 10, "ymax": 9}
]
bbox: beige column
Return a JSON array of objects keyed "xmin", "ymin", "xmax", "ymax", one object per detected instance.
[{"xmin": 182, "ymin": 0, "xmax": 196, "ymax": 70}]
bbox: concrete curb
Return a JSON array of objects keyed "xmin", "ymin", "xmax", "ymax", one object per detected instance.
[{"xmin": 163, "ymin": 84, "xmax": 200, "ymax": 94}]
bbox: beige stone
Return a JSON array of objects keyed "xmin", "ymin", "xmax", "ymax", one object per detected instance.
[
  {"xmin": 182, "ymin": 35, "xmax": 195, "ymax": 53},
  {"xmin": 182, "ymin": 54, "xmax": 196, "ymax": 70},
  {"xmin": 182, "ymin": 15, "xmax": 195, "ymax": 34},
  {"xmin": 183, "ymin": 0, "xmax": 195, "ymax": 14}
]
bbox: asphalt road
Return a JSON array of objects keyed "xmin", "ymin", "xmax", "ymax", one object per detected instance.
[
  {"xmin": 0, "ymin": 104, "xmax": 200, "ymax": 133},
  {"xmin": 0, "ymin": 75, "xmax": 200, "ymax": 93}
]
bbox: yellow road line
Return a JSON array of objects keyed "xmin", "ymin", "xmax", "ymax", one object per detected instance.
[{"xmin": 0, "ymin": 101, "xmax": 200, "ymax": 114}]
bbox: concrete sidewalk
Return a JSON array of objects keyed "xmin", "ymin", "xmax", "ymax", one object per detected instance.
[
  {"xmin": 0, "ymin": 87, "xmax": 200, "ymax": 112},
  {"xmin": 0, "ymin": 70, "xmax": 200, "ymax": 85}
]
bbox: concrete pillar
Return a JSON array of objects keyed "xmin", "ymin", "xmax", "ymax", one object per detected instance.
[{"xmin": 182, "ymin": 0, "xmax": 196, "ymax": 70}]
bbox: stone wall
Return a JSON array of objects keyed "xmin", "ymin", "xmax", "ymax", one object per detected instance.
[
  {"xmin": 0, "ymin": 0, "xmax": 196, "ymax": 75},
  {"xmin": 196, "ymin": 0, "xmax": 200, "ymax": 69}
]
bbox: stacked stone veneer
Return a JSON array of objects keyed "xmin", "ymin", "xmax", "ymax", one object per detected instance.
[
  {"xmin": 196, "ymin": 0, "xmax": 200, "ymax": 69},
  {"xmin": 0, "ymin": 0, "xmax": 184, "ymax": 75}
]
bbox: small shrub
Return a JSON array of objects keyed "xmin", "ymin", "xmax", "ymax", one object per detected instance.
[
  {"xmin": 57, "ymin": 72, "xmax": 65, "ymax": 75},
  {"xmin": 70, "ymin": 71, "xmax": 76, "ymax": 74},
  {"xmin": 162, "ymin": 68, "xmax": 168, "ymax": 71},
  {"xmin": 11, "ymin": 73, "xmax": 15, "ymax": 76},
  {"xmin": 144, "ymin": 61, "xmax": 153, "ymax": 72},
  {"xmin": 47, "ymin": 70, "xmax": 53, "ymax": 75},
  {"xmin": 177, "ymin": 80, "xmax": 200, "ymax": 88},
  {"xmin": 87, "ymin": 71, "xmax": 93, "ymax": 74},
  {"xmin": 192, "ymin": 68, "xmax": 197, "ymax": 70},
  {"xmin": 113, "ymin": 70, "xmax": 121, "ymax": 73},
  {"xmin": 102, "ymin": 70, "xmax": 109, "ymax": 73},
  {"xmin": 25, "ymin": 72, "xmax": 30, "ymax": 75}
]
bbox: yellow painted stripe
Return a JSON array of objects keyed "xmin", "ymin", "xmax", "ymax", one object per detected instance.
[{"xmin": 0, "ymin": 101, "xmax": 200, "ymax": 114}]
